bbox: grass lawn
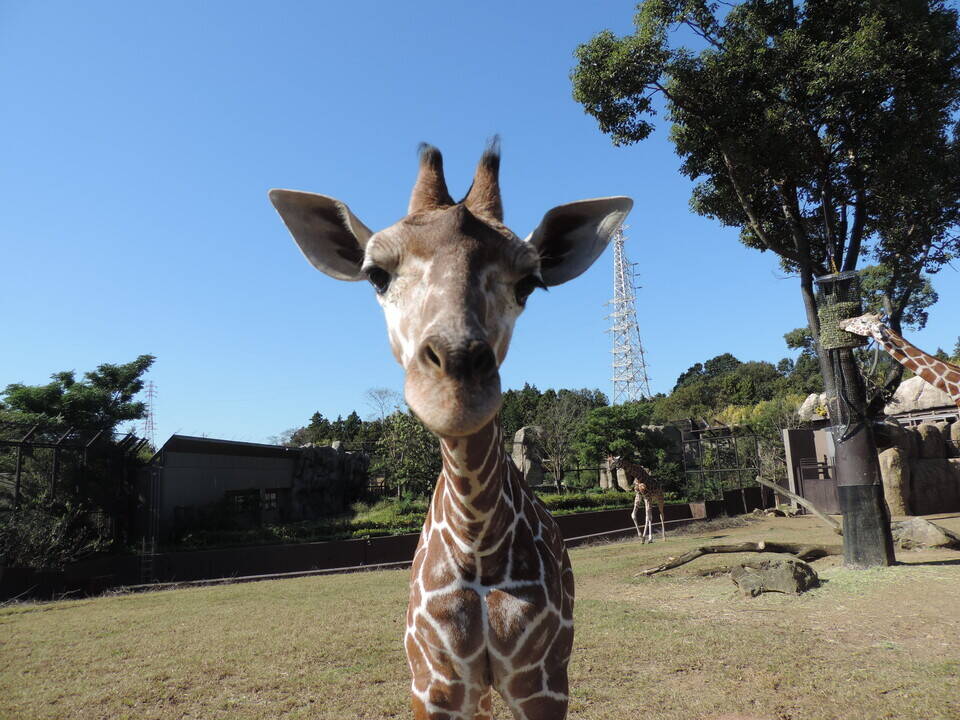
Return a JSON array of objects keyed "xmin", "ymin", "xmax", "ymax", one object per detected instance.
[{"xmin": 2, "ymin": 514, "xmax": 959, "ymax": 719}]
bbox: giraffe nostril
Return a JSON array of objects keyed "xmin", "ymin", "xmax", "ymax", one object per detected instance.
[
  {"xmin": 470, "ymin": 342, "xmax": 496, "ymax": 377},
  {"xmin": 418, "ymin": 336, "xmax": 496, "ymax": 380},
  {"xmin": 422, "ymin": 343, "xmax": 443, "ymax": 370}
]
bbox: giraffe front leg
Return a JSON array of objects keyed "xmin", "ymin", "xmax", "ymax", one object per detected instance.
[
  {"xmin": 659, "ymin": 501, "xmax": 666, "ymax": 542},
  {"xmin": 643, "ymin": 499, "xmax": 653, "ymax": 543},
  {"xmin": 501, "ymin": 666, "xmax": 570, "ymax": 720},
  {"xmin": 406, "ymin": 633, "xmax": 484, "ymax": 719},
  {"xmin": 631, "ymin": 502, "xmax": 643, "ymax": 539},
  {"xmin": 410, "ymin": 677, "xmax": 487, "ymax": 720}
]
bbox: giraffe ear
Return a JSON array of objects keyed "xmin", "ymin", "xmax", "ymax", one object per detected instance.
[
  {"xmin": 524, "ymin": 197, "xmax": 633, "ymax": 286},
  {"xmin": 269, "ymin": 189, "xmax": 373, "ymax": 281}
]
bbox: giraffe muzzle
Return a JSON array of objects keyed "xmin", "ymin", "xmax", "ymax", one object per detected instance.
[{"xmin": 417, "ymin": 335, "xmax": 498, "ymax": 382}]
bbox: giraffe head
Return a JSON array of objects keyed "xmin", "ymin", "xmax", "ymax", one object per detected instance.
[
  {"xmin": 837, "ymin": 312, "xmax": 885, "ymax": 341},
  {"xmin": 270, "ymin": 142, "xmax": 632, "ymax": 437}
]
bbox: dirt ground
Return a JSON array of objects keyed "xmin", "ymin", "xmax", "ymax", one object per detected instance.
[{"xmin": 553, "ymin": 513, "xmax": 960, "ymax": 720}]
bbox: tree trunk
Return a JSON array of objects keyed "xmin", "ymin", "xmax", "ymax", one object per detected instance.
[{"xmin": 799, "ymin": 277, "xmax": 895, "ymax": 568}]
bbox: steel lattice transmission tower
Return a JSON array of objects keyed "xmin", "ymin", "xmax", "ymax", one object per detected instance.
[
  {"xmin": 608, "ymin": 225, "xmax": 652, "ymax": 403},
  {"xmin": 142, "ymin": 380, "xmax": 157, "ymax": 449}
]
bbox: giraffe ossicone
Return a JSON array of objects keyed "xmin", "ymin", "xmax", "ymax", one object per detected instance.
[
  {"xmin": 270, "ymin": 141, "xmax": 632, "ymax": 719},
  {"xmin": 838, "ymin": 312, "xmax": 960, "ymax": 409}
]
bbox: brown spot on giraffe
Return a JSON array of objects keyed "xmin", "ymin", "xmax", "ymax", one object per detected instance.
[{"xmin": 270, "ymin": 142, "xmax": 632, "ymax": 718}]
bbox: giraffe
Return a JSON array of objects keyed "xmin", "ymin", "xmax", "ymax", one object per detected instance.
[
  {"xmin": 270, "ymin": 141, "xmax": 632, "ymax": 720},
  {"xmin": 608, "ymin": 456, "xmax": 666, "ymax": 543},
  {"xmin": 838, "ymin": 312, "xmax": 960, "ymax": 409}
]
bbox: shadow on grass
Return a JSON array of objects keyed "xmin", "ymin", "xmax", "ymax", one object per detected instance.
[{"xmin": 894, "ymin": 557, "xmax": 960, "ymax": 567}]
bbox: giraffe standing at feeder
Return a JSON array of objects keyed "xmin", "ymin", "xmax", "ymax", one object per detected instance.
[
  {"xmin": 270, "ymin": 141, "xmax": 632, "ymax": 720},
  {"xmin": 609, "ymin": 456, "xmax": 666, "ymax": 543},
  {"xmin": 838, "ymin": 313, "xmax": 960, "ymax": 409}
]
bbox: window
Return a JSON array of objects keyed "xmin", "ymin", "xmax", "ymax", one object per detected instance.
[
  {"xmin": 262, "ymin": 489, "xmax": 279, "ymax": 511},
  {"xmin": 225, "ymin": 490, "xmax": 260, "ymax": 513}
]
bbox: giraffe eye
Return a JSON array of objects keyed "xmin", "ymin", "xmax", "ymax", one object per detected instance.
[
  {"xmin": 515, "ymin": 274, "xmax": 546, "ymax": 306},
  {"xmin": 365, "ymin": 266, "xmax": 391, "ymax": 294}
]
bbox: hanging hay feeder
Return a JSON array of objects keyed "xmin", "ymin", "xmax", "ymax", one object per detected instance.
[{"xmin": 814, "ymin": 271, "xmax": 868, "ymax": 351}]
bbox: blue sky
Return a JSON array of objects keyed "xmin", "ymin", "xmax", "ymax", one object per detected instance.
[{"xmin": 2, "ymin": 1, "xmax": 958, "ymax": 444}]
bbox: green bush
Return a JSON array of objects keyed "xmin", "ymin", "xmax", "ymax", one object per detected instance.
[
  {"xmin": 171, "ymin": 490, "xmax": 647, "ymax": 550},
  {"xmin": 0, "ymin": 499, "xmax": 110, "ymax": 570},
  {"xmin": 536, "ymin": 490, "xmax": 635, "ymax": 515}
]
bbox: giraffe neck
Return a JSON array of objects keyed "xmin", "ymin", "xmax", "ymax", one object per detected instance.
[
  {"xmin": 434, "ymin": 419, "xmax": 517, "ymax": 558},
  {"xmin": 873, "ymin": 324, "xmax": 960, "ymax": 406},
  {"xmin": 873, "ymin": 324, "xmax": 924, "ymax": 371}
]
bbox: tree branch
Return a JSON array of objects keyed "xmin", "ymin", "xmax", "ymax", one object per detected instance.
[
  {"xmin": 842, "ymin": 184, "xmax": 866, "ymax": 271},
  {"xmin": 776, "ymin": 181, "xmax": 827, "ymax": 275},
  {"xmin": 638, "ymin": 540, "xmax": 842, "ymax": 576},
  {"xmin": 753, "ymin": 475, "xmax": 842, "ymax": 534},
  {"xmin": 720, "ymin": 147, "xmax": 800, "ymax": 263}
]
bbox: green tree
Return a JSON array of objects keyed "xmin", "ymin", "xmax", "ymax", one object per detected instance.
[
  {"xmin": 1, "ymin": 355, "xmax": 155, "ymax": 433},
  {"xmin": 673, "ymin": 362, "xmax": 704, "ymax": 390},
  {"xmin": 372, "ymin": 410, "xmax": 442, "ymax": 497},
  {"xmin": 534, "ymin": 393, "xmax": 591, "ymax": 493},
  {"xmin": 342, "ymin": 411, "xmax": 363, "ymax": 443},
  {"xmin": 500, "ymin": 383, "xmax": 542, "ymax": 439},
  {"xmin": 859, "ymin": 266, "xmax": 939, "ymax": 333},
  {"xmin": 576, "ymin": 401, "xmax": 654, "ymax": 463},
  {"xmin": 572, "ymin": 0, "xmax": 960, "ymax": 389},
  {"xmin": 1, "ymin": 356, "xmax": 155, "ymax": 569},
  {"xmin": 782, "ymin": 327, "xmax": 824, "ymax": 395},
  {"xmin": 286, "ymin": 411, "xmax": 334, "ymax": 446},
  {"xmin": 653, "ymin": 357, "xmax": 786, "ymax": 421},
  {"xmin": 717, "ymin": 394, "xmax": 807, "ymax": 484},
  {"xmin": 572, "ymin": 0, "xmax": 960, "ymax": 566}
]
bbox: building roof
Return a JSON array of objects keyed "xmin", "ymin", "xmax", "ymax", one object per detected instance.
[{"xmin": 152, "ymin": 434, "xmax": 298, "ymax": 462}]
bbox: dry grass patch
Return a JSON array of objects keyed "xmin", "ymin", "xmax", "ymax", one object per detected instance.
[{"xmin": 2, "ymin": 515, "xmax": 959, "ymax": 719}]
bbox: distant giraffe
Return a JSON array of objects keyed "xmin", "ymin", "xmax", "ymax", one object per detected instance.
[
  {"xmin": 609, "ymin": 456, "xmax": 666, "ymax": 543},
  {"xmin": 838, "ymin": 313, "xmax": 960, "ymax": 409}
]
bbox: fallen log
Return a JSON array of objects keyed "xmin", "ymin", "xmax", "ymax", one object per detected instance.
[
  {"xmin": 637, "ymin": 540, "xmax": 843, "ymax": 576},
  {"xmin": 753, "ymin": 475, "xmax": 843, "ymax": 535}
]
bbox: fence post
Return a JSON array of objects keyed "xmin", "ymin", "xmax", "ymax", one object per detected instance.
[{"xmin": 13, "ymin": 443, "xmax": 22, "ymax": 512}]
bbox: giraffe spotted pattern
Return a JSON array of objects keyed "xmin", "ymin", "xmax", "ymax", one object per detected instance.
[
  {"xmin": 270, "ymin": 142, "xmax": 632, "ymax": 719},
  {"xmin": 406, "ymin": 421, "xmax": 574, "ymax": 719},
  {"xmin": 840, "ymin": 314, "xmax": 960, "ymax": 409}
]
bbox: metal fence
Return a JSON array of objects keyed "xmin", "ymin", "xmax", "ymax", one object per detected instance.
[
  {"xmin": 0, "ymin": 421, "xmax": 147, "ymax": 545},
  {"xmin": 681, "ymin": 424, "xmax": 765, "ymax": 505}
]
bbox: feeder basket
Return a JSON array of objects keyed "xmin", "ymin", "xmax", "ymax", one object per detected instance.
[{"xmin": 814, "ymin": 271, "xmax": 868, "ymax": 351}]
